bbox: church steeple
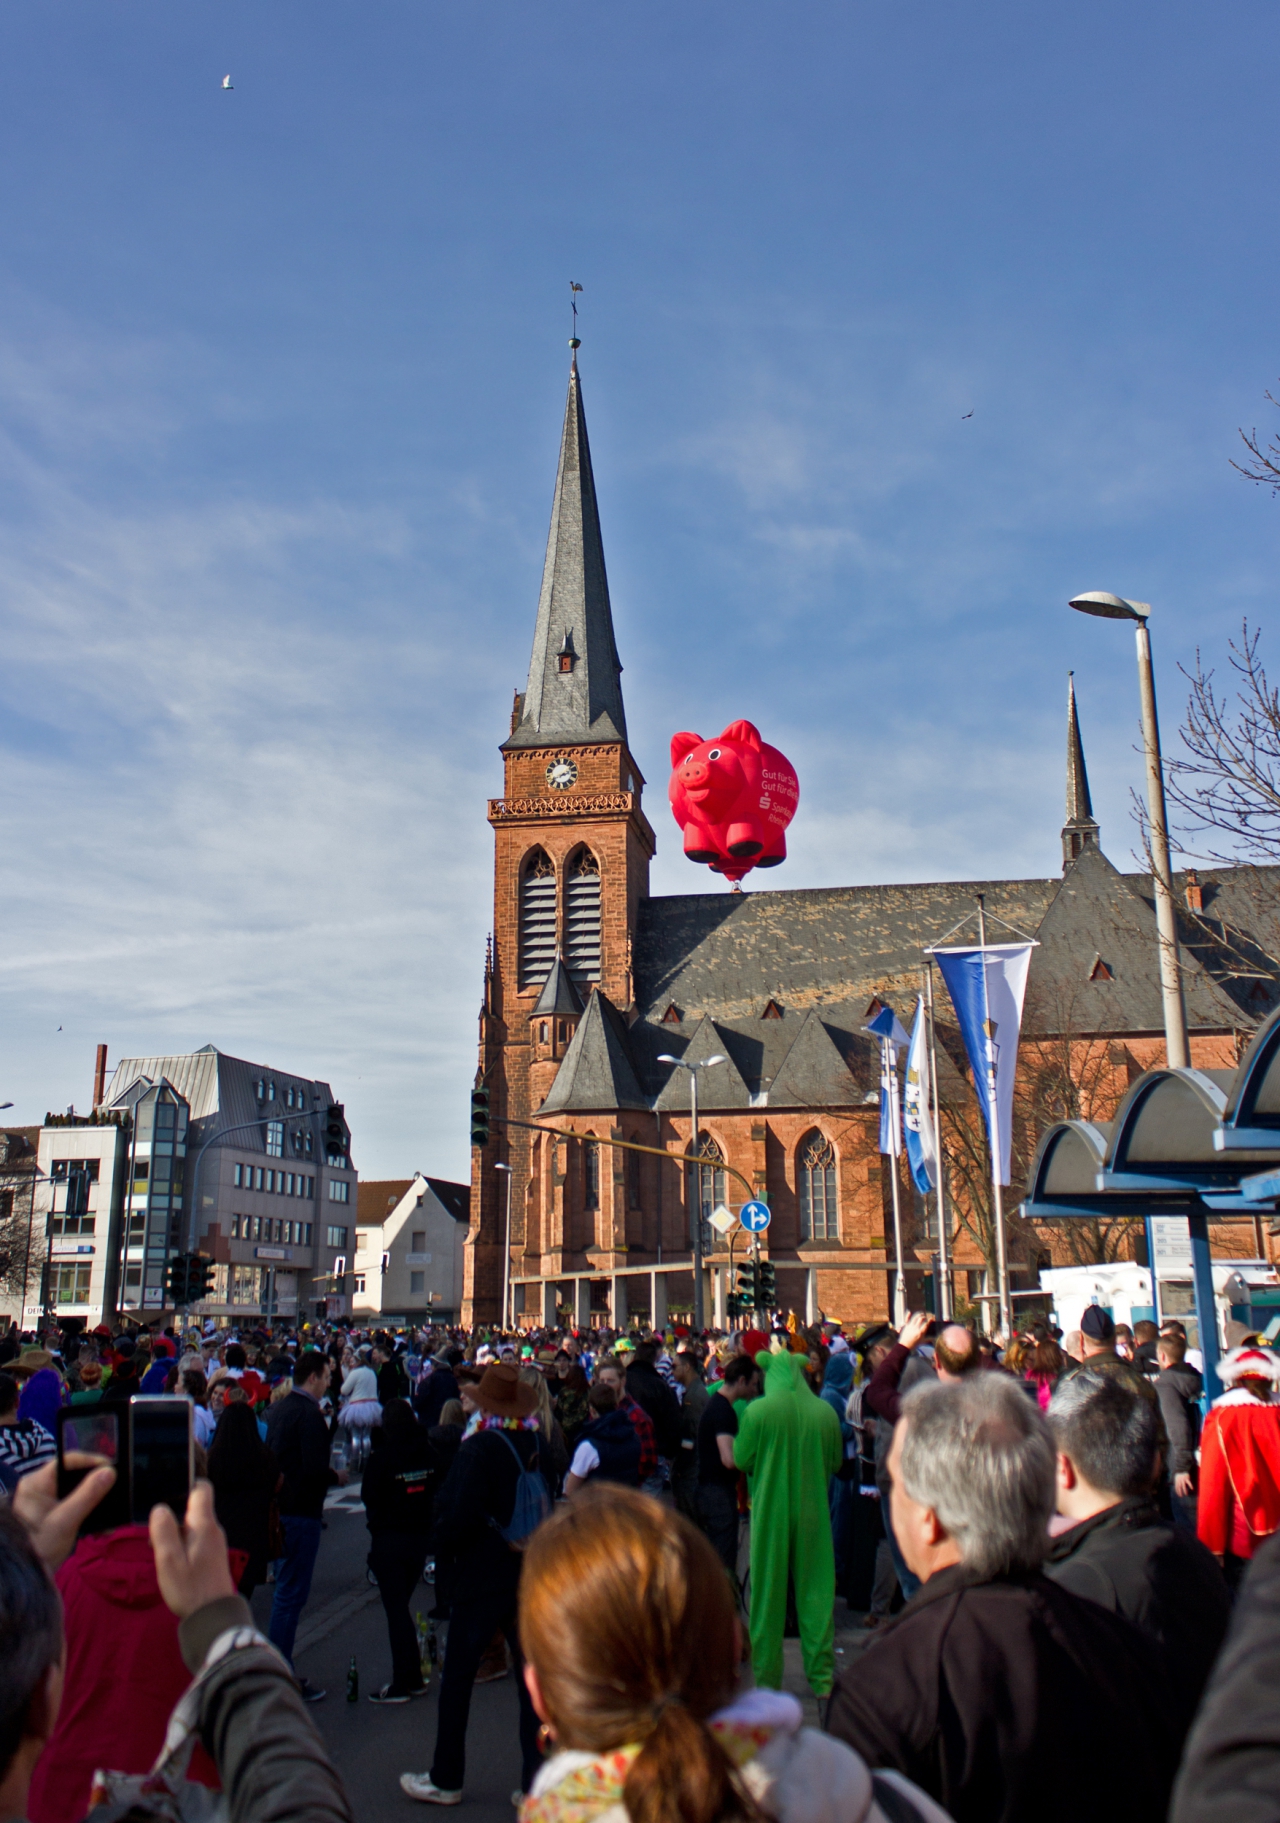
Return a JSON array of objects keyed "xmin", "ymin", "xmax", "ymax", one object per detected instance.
[
  {"xmin": 1062, "ymin": 671, "xmax": 1100, "ymax": 869},
  {"xmin": 504, "ymin": 354, "xmax": 627, "ymax": 750}
]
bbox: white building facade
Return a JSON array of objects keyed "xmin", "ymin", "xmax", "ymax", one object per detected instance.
[{"xmin": 351, "ymin": 1175, "xmax": 468, "ymax": 1324}]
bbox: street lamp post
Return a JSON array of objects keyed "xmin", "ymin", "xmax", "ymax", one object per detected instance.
[
  {"xmin": 1068, "ymin": 593, "xmax": 1190, "ymax": 1068},
  {"xmin": 1069, "ymin": 593, "xmax": 1220, "ymax": 1391},
  {"xmin": 657, "ymin": 1053, "xmax": 727, "ymax": 1332},
  {"xmin": 494, "ymin": 1162, "xmax": 513, "ymax": 1333}
]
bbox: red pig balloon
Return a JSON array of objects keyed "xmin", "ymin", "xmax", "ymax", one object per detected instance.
[{"xmin": 669, "ymin": 720, "xmax": 799, "ymax": 884}]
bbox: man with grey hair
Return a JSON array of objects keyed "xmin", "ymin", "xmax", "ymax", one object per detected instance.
[
  {"xmin": 826, "ymin": 1372, "xmax": 1186, "ymax": 1823},
  {"xmin": 1045, "ymin": 1370, "xmax": 1229, "ymax": 1712}
]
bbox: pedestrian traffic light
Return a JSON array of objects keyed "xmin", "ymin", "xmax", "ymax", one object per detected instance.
[
  {"xmin": 165, "ymin": 1254, "xmax": 192, "ymax": 1305},
  {"xmin": 470, "ymin": 1083, "xmax": 490, "ymax": 1147},
  {"xmin": 757, "ymin": 1259, "xmax": 777, "ymax": 1309}
]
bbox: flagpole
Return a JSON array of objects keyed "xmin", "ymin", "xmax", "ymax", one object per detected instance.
[
  {"xmin": 884, "ymin": 1034, "xmax": 907, "ymax": 1327},
  {"xmin": 924, "ymin": 963, "xmax": 952, "ymax": 1321},
  {"xmin": 977, "ymin": 896, "xmax": 1013, "ymax": 1338}
]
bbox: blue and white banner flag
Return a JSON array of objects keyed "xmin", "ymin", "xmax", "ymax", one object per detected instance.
[
  {"xmin": 864, "ymin": 1004, "xmax": 909, "ymax": 1158},
  {"xmin": 904, "ymin": 996, "xmax": 937, "ymax": 1195},
  {"xmin": 931, "ymin": 944, "xmax": 1034, "ymax": 1186}
]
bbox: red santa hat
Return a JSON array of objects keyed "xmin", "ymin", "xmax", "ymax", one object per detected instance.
[{"xmin": 1218, "ymin": 1344, "xmax": 1280, "ymax": 1386}]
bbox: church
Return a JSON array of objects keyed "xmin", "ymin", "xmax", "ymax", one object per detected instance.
[{"xmin": 462, "ymin": 354, "xmax": 1280, "ymax": 1329}]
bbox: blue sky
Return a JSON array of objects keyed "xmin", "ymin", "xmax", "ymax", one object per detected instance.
[{"xmin": 1, "ymin": 0, "xmax": 1277, "ymax": 1180}]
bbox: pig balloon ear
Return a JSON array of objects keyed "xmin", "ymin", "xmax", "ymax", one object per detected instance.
[
  {"xmin": 671, "ymin": 732, "xmax": 703, "ymax": 767},
  {"xmin": 719, "ymin": 720, "xmax": 762, "ymax": 751}
]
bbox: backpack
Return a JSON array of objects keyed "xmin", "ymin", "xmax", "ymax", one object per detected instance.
[{"xmin": 492, "ymin": 1429, "xmax": 552, "ymax": 1549}]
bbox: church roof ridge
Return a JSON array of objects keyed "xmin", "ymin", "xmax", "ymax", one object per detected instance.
[{"xmin": 504, "ymin": 355, "xmax": 627, "ymax": 752}]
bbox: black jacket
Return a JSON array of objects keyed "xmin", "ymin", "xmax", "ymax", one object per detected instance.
[
  {"xmin": 376, "ymin": 1357, "xmax": 409, "ymax": 1405},
  {"xmin": 208, "ymin": 1442, "xmax": 280, "ymax": 1580},
  {"xmin": 826, "ymin": 1562, "xmax": 1187, "ymax": 1823},
  {"xmin": 414, "ymin": 1364, "xmax": 460, "ymax": 1428},
  {"xmin": 624, "ymin": 1360, "xmax": 682, "ymax": 1459},
  {"xmin": 431, "ymin": 1424, "xmax": 540, "ymax": 1593},
  {"xmin": 1173, "ymin": 1527, "xmax": 1280, "ymax": 1823},
  {"xmin": 265, "ymin": 1389, "xmax": 337, "ymax": 1518},
  {"xmin": 1045, "ymin": 1496, "xmax": 1229, "ymax": 1712},
  {"xmin": 1156, "ymin": 1363, "xmax": 1203, "ymax": 1477},
  {"xmin": 362, "ymin": 1429, "xmax": 441, "ymax": 1534}
]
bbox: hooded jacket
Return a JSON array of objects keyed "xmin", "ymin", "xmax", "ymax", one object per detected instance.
[
  {"xmin": 27, "ymin": 1526, "xmax": 221, "ymax": 1823},
  {"xmin": 523, "ymin": 1688, "xmax": 950, "ymax": 1823}
]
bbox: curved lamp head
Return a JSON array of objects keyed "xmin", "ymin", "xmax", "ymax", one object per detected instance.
[
  {"xmin": 1069, "ymin": 591, "xmax": 1151, "ymax": 622},
  {"xmin": 493, "ymin": 1162, "xmax": 512, "ymax": 1172},
  {"xmin": 657, "ymin": 1053, "xmax": 685, "ymax": 1069}
]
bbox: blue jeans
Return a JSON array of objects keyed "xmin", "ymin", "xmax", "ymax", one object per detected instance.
[
  {"xmin": 269, "ymin": 1515, "xmax": 323, "ymax": 1668},
  {"xmin": 881, "ymin": 1501, "xmax": 921, "ymax": 1604}
]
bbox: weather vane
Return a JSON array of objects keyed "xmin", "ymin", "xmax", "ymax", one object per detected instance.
[{"xmin": 569, "ymin": 281, "xmax": 582, "ymax": 350}]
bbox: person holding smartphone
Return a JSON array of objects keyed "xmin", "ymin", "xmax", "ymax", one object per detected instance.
[{"xmin": 3, "ymin": 1464, "xmax": 353, "ymax": 1823}]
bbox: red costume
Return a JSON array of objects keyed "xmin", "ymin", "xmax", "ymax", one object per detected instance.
[{"xmin": 1197, "ymin": 1355, "xmax": 1280, "ymax": 1560}]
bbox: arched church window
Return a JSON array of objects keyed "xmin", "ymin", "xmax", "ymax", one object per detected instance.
[
  {"xmin": 687, "ymin": 1136, "xmax": 726, "ymax": 1234},
  {"xmin": 518, "ymin": 849, "xmax": 557, "ymax": 989},
  {"xmin": 798, "ymin": 1131, "xmax": 839, "ymax": 1241},
  {"xmin": 583, "ymin": 1138, "xmax": 600, "ymax": 1210},
  {"xmin": 564, "ymin": 849, "xmax": 602, "ymax": 987}
]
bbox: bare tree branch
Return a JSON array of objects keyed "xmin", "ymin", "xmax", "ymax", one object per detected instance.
[
  {"xmin": 1233, "ymin": 388, "xmax": 1280, "ymax": 494},
  {"xmin": 1165, "ymin": 623, "xmax": 1280, "ymax": 863}
]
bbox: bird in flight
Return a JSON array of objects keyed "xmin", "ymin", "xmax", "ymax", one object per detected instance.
[
  {"xmin": 221, "ymin": 74, "xmax": 233, "ymax": 90},
  {"xmin": 961, "ymin": 410, "xmax": 974, "ymax": 420}
]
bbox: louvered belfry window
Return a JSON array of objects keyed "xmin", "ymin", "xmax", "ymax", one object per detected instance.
[
  {"xmin": 519, "ymin": 849, "xmax": 557, "ymax": 989},
  {"xmin": 564, "ymin": 849, "xmax": 602, "ymax": 987},
  {"xmin": 798, "ymin": 1131, "xmax": 839, "ymax": 1241}
]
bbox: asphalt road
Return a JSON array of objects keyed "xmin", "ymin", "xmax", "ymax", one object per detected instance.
[{"xmin": 247, "ymin": 1484, "xmax": 524, "ymax": 1823}]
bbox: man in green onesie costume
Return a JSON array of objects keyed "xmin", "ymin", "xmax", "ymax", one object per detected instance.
[{"xmin": 733, "ymin": 1344, "xmax": 844, "ymax": 1695}]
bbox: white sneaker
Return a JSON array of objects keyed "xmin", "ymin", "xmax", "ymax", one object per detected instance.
[{"xmin": 400, "ymin": 1774, "xmax": 463, "ymax": 1806}]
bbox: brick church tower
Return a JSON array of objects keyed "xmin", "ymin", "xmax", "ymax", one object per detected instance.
[{"xmin": 462, "ymin": 353, "xmax": 654, "ymax": 1323}]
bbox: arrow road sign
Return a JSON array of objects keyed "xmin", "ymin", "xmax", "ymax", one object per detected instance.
[{"xmin": 739, "ymin": 1200, "xmax": 772, "ymax": 1233}]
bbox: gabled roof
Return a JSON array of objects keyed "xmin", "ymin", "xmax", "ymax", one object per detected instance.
[
  {"xmin": 504, "ymin": 356, "xmax": 627, "ymax": 750},
  {"xmin": 652, "ymin": 1015, "xmax": 752, "ymax": 1111},
  {"xmin": 766, "ymin": 1010, "xmax": 863, "ymax": 1108},
  {"xmin": 1029, "ymin": 846, "xmax": 1241, "ymax": 1033},
  {"xmin": 532, "ymin": 955, "xmax": 585, "ymax": 1017},
  {"xmin": 539, "ymin": 989, "xmax": 648, "ymax": 1113},
  {"xmin": 424, "ymin": 1178, "xmax": 470, "ymax": 1224}
]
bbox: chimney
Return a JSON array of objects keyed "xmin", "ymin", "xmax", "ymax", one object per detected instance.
[
  {"xmin": 93, "ymin": 1044, "xmax": 108, "ymax": 1109},
  {"xmin": 1184, "ymin": 871, "xmax": 1204, "ymax": 914}
]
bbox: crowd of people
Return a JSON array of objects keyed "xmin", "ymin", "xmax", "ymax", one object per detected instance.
[{"xmin": 3, "ymin": 1298, "xmax": 1280, "ymax": 1823}]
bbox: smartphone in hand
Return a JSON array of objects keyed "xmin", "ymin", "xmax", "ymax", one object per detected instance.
[
  {"xmin": 55, "ymin": 1408, "xmax": 128, "ymax": 1535},
  {"xmin": 128, "ymin": 1397, "xmax": 193, "ymax": 1522}
]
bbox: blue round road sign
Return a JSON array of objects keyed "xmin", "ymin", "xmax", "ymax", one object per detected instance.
[{"xmin": 739, "ymin": 1200, "xmax": 772, "ymax": 1233}]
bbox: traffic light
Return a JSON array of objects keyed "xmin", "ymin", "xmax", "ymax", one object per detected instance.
[
  {"xmin": 470, "ymin": 1082, "xmax": 490, "ymax": 1147},
  {"xmin": 757, "ymin": 1259, "xmax": 777, "ymax": 1309},
  {"xmin": 186, "ymin": 1255, "xmax": 214, "ymax": 1303},
  {"xmin": 324, "ymin": 1104, "xmax": 347, "ymax": 1158},
  {"xmin": 735, "ymin": 1262, "xmax": 758, "ymax": 1312},
  {"xmin": 165, "ymin": 1254, "xmax": 193, "ymax": 1305}
]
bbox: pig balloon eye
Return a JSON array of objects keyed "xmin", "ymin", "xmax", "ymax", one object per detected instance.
[{"xmin": 707, "ymin": 748, "xmax": 721, "ymax": 760}]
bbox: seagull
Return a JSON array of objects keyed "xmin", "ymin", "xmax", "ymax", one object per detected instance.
[
  {"xmin": 57, "ymin": 1025, "xmax": 62, "ymax": 1031},
  {"xmin": 961, "ymin": 411, "xmax": 973, "ymax": 420},
  {"xmin": 221, "ymin": 74, "xmax": 233, "ymax": 90},
  {"xmin": 570, "ymin": 281, "xmax": 582, "ymax": 294}
]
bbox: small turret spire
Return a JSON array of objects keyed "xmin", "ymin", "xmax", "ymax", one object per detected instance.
[{"xmin": 1062, "ymin": 671, "xmax": 1100, "ymax": 869}]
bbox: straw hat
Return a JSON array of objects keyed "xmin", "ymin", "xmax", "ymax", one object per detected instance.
[{"xmin": 472, "ymin": 1362, "xmax": 538, "ymax": 1418}]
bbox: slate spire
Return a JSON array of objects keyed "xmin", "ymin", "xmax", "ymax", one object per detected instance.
[
  {"xmin": 1062, "ymin": 671, "xmax": 1100, "ymax": 870},
  {"xmin": 505, "ymin": 353, "xmax": 627, "ymax": 749}
]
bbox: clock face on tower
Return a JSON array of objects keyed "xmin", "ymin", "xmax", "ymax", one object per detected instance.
[{"xmin": 546, "ymin": 758, "xmax": 579, "ymax": 791}]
